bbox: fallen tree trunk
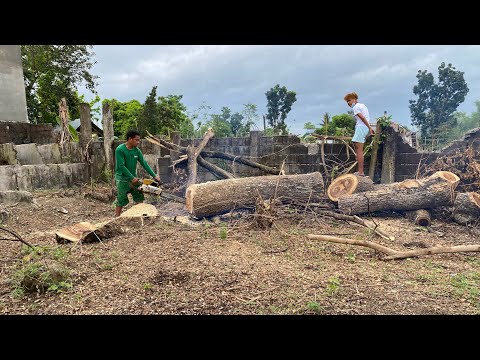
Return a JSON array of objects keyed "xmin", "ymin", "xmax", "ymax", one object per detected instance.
[
  {"xmin": 453, "ymin": 192, "xmax": 480, "ymax": 225},
  {"xmin": 186, "ymin": 172, "xmax": 325, "ymax": 218},
  {"xmin": 405, "ymin": 209, "xmax": 432, "ymax": 227},
  {"xmin": 374, "ymin": 173, "xmax": 459, "ymax": 225},
  {"xmin": 327, "ymin": 173, "xmax": 375, "ymax": 202},
  {"xmin": 202, "ymin": 151, "xmax": 281, "ymax": 175},
  {"xmin": 197, "ymin": 155, "xmax": 234, "ymax": 179},
  {"xmin": 145, "ymin": 133, "xmax": 280, "ymax": 175},
  {"xmin": 307, "ymin": 234, "xmax": 480, "ymax": 260},
  {"xmin": 337, "ymin": 175, "xmax": 457, "ymax": 215}
]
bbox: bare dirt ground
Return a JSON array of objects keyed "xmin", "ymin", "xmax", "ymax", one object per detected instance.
[{"xmin": 1, "ymin": 185, "xmax": 480, "ymax": 315}]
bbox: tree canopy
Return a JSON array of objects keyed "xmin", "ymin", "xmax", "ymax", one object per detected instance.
[
  {"xmin": 21, "ymin": 45, "xmax": 98, "ymax": 124},
  {"xmin": 409, "ymin": 62, "xmax": 469, "ymax": 138},
  {"xmin": 265, "ymin": 84, "xmax": 297, "ymax": 135}
]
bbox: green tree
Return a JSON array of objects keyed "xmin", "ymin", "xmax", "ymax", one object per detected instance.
[
  {"xmin": 409, "ymin": 62, "xmax": 469, "ymax": 139},
  {"xmin": 137, "ymin": 86, "xmax": 159, "ymax": 136},
  {"xmin": 315, "ymin": 113, "xmax": 355, "ymax": 136},
  {"xmin": 229, "ymin": 112, "xmax": 245, "ymax": 136},
  {"xmin": 449, "ymin": 101, "xmax": 480, "ymax": 141},
  {"xmin": 157, "ymin": 95, "xmax": 192, "ymax": 137},
  {"xmin": 265, "ymin": 84, "xmax": 297, "ymax": 135},
  {"xmin": 303, "ymin": 122, "xmax": 316, "ymax": 130},
  {"xmin": 103, "ymin": 99, "xmax": 143, "ymax": 138},
  {"xmin": 239, "ymin": 103, "xmax": 258, "ymax": 135},
  {"xmin": 207, "ymin": 113, "xmax": 233, "ymax": 138},
  {"xmin": 21, "ymin": 45, "xmax": 98, "ymax": 124}
]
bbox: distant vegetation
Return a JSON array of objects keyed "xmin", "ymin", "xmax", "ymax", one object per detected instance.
[{"xmin": 20, "ymin": 48, "xmax": 479, "ymax": 141}]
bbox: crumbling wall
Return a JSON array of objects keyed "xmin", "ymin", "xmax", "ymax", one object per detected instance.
[{"xmin": 0, "ymin": 121, "xmax": 56, "ymax": 145}]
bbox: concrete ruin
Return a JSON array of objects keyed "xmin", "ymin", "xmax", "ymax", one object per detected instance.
[{"xmin": 0, "ymin": 45, "xmax": 28, "ymax": 123}]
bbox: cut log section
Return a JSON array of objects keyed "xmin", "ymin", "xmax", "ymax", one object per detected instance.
[
  {"xmin": 453, "ymin": 192, "xmax": 480, "ymax": 225},
  {"xmin": 186, "ymin": 172, "xmax": 325, "ymax": 219},
  {"xmin": 327, "ymin": 174, "xmax": 375, "ymax": 202},
  {"xmin": 405, "ymin": 209, "xmax": 432, "ymax": 227},
  {"xmin": 428, "ymin": 171, "xmax": 460, "ymax": 186},
  {"xmin": 55, "ymin": 203, "xmax": 159, "ymax": 243},
  {"xmin": 337, "ymin": 175, "xmax": 457, "ymax": 215}
]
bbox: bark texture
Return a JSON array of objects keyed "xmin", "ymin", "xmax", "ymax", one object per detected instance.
[{"xmin": 186, "ymin": 172, "xmax": 325, "ymax": 218}]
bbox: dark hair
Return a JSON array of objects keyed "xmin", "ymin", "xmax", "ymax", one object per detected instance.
[{"xmin": 126, "ymin": 130, "xmax": 141, "ymax": 140}]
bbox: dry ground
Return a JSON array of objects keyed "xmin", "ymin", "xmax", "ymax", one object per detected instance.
[{"xmin": 1, "ymin": 185, "xmax": 480, "ymax": 315}]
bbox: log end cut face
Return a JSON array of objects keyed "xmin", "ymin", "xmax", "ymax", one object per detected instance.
[
  {"xmin": 470, "ymin": 192, "xmax": 480, "ymax": 208},
  {"xmin": 327, "ymin": 174, "xmax": 358, "ymax": 202},
  {"xmin": 430, "ymin": 171, "xmax": 460, "ymax": 187}
]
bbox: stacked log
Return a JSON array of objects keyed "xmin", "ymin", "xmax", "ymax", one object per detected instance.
[
  {"xmin": 453, "ymin": 192, "xmax": 480, "ymax": 225},
  {"xmin": 337, "ymin": 173, "xmax": 458, "ymax": 215}
]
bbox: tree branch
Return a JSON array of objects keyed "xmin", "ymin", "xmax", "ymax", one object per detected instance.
[{"xmin": 307, "ymin": 234, "xmax": 480, "ymax": 260}]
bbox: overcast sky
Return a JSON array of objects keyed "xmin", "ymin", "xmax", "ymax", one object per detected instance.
[{"xmin": 80, "ymin": 45, "xmax": 480, "ymax": 135}]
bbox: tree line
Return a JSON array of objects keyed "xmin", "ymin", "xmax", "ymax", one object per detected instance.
[{"xmin": 21, "ymin": 45, "xmax": 479, "ymax": 143}]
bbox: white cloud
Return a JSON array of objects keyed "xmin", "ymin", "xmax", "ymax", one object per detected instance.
[{"xmin": 79, "ymin": 45, "xmax": 480, "ymax": 134}]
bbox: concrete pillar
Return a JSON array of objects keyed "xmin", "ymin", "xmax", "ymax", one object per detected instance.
[
  {"xmin": 79, "ymin": 103, "xmax": 92, "ymax": 147},
  {"xmin": 157, "ymin": 156, "xmax": 172, "ymax": 184},
  {"xmin": 102, "ymin": 102, "xmax": 115, "ymax": 183},
  {"xmin": 249, "ymin": 131, "xmax": 262, "ymax": 176},
  {"xmin": 170, "ymin": 131, "xmax": 181, "ymax": 183},
  {"xmin": 381, "ymin": 126, "xmax": 396, "ymax": 184},
  {"xmin": 0, "ymin": 45, "xmax": 28, "ymax": 122}
]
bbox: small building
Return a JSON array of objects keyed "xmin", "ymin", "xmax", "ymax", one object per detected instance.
[
  {"xmin": 68, "ymin": 119, "xmax": 103, "ymax": 138},
  {"xmin": 54, "ymin": 119, "xmax": 103, "ymax": 139}
]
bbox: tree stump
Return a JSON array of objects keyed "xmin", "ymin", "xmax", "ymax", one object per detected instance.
[{"xmin": 327, "ymin": 174, "xmax": 375, "ymax": 202}]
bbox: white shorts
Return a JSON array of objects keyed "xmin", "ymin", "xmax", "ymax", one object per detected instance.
[{"xmin": 352, "ymin": 126, "xmax": 369, "ymax": 143}]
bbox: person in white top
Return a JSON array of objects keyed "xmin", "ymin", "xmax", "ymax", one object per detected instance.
[{"xmin": 343, "ymin": 92, "xmax": 375, "ymax": 176}]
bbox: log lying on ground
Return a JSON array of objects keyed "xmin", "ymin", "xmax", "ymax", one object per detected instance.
[
  {"xmin": 337, "ymin": 175, "xmax": 457, "ymax": 215},
  {"xmin": 327, "ymin": 174, "xmax": 375, "ymax": 202},
  {"xmin": 307, "ymin": 234, "xmax": 480, "ymax": 260},
  {"xmin": 186, "ymin": 172, "xmax": 325, "ymax": 218},
  {"xmin": 453, "ymin": 192, "xmax": 480, "ymax": 225},
  {"xmin": 55, "ymin": 204, "xmax": 159, "ymax": 243},
  {"xmin": 405, "ymin": 209, "xmax": 432, "ymax": 226}
]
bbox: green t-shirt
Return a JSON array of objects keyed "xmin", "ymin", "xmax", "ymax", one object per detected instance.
[{"xmin": 114, "ymin": 143, "xmax": 156, "ymax": 182}]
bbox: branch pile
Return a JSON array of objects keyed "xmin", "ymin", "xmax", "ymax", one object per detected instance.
[{"xmin": 419, "ymin": 146, "xmax": 480, "ymax": 192}]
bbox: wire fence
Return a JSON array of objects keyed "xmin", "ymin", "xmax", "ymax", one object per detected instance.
[{"xmin": 416, "ymin": 136, "xmax": 452, "ymax": 152}]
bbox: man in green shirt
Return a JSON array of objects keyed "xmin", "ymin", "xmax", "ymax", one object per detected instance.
[{"xmin": 114, "ymin": 130, "xmax": 161, "ymax": 217}]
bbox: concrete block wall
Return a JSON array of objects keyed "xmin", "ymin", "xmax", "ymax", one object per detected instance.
[
  {"xmin": 0, "ymin": 141, "xmax": 89, "ymax": 191},
  {"xmin": 0, "ymin": 121, "xmax": 55, "ymax": 145}
]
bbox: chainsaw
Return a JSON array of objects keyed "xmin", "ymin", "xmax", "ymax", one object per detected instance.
[{"xmin": 138, "ymin": 178, "xmax": 184, "ymax": 203}]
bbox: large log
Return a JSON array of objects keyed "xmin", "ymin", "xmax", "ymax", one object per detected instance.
[
  {"xmin": 337, "ymin": 175, "xmax": 457, "ymax": 215},
  {"xmin": 327, "ymin": 174, "xmax": 375, "ymax": 202},
  {"xmin": 453, "ymin": 192, "xmax": 480, "ymax": 225},
  {"xmin": 186, "ymin": 172, "xmax": 325, "ymax": 219}
]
